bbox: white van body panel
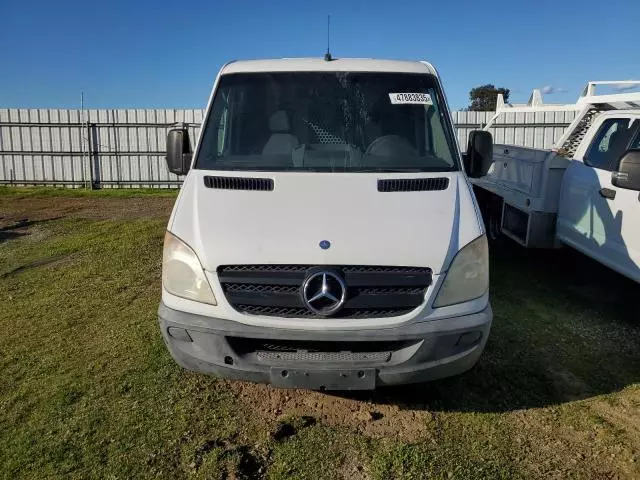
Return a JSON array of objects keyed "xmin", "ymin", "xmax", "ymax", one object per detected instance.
[
  {"xmin": 171, "ymin": 171, "xmax": 482, "ymax": 275},
  {"xmin": 165, "ymin": 169, "xmax": 485, "ymax": 330},
  {"xmin": 221, "ymin": 58, "xmax": 437, "ymax": 75}
]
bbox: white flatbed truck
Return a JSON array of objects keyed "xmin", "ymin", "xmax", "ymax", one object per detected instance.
[{"xmin": 470, "ymin": 81, "xmax": 640, "ymax": 283}]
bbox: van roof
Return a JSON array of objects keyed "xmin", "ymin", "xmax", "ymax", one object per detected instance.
[{"xmin": 220, "ymin": 58, "xmax": 436, "ymax": 75}]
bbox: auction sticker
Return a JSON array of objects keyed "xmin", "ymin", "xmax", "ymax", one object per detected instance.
[{"xmin": 389, "ymin": 93, "xmax": 433, "ymax": 105}]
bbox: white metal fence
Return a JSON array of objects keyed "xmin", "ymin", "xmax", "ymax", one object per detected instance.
[
  {"xmin": 0, "ymin": 108, "xmax": 577, "ymax": 188},
  {"xmin": 454, "ymin": 110, "xmax": 578, "ymax": 152}
]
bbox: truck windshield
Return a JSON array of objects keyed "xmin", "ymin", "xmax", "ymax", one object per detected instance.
[{"xmin": 195, "ymin": 72, "xmax": 459, "ymax": 172}]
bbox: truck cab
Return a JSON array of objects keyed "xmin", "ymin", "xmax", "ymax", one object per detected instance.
[
  {"xmin": 158, "ymin": 58, "xmax": 493, "ymax": 390},
  {"xmin": 557, "ymin": 110, "xmax": 640, "ymax": 281}
]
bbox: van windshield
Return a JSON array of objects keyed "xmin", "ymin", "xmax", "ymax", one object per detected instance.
[{"xmin": 195, "ymin": 72, "xmax": 459, "ymax": 172}]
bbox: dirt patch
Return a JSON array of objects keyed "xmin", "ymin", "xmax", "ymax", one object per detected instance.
[
  {"xmin": 147, "ymin": 432, "xmax": 269, "ymax": 480},
  {"xmin": 508, "ymin": 392, "xmax": 640, "ymax": 479},
  {"xmin": 228, "ymin": 380, "xmax": 434, "ymax": 442},
  {"xmin": 271, "ymin": 421, "xmax": 298, "ymax": 442},
  {"xmin": 0, "ymin": 196, "xmax": 174, "ymax": 229},
  {"xmin": 192, "ymin": 436, "xmax": 268, "ymax": 480},
  {"xmin": 337, "ymin": 455, "xmax": 371, "ymax": 480},
  {"xmin": 589, "ymin": 391, "xmax": 640, "ymax": 457}
]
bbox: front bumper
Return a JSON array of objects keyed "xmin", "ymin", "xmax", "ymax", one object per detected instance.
[{"xmin": 158, "ymin": 302, "xmax": 492, "ymax": 390}]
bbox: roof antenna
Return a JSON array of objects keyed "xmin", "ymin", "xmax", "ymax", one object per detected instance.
[{"xmin": 324, "ymin": 15, "xmax": 333, "ymax": 61}]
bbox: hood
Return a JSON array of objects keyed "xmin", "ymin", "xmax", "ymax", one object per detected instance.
[{"xmin": 170, "ymin": 171, "xmax": 483, "ymax": 274}]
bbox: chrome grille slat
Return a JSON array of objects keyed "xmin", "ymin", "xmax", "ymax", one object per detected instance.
[{"xmin": 234, "ymin": 304, "xmax": 414, "ymax": 318}]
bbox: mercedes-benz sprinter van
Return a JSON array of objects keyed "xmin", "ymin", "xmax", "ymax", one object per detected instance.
[{"xmin": 158, "ymin": 58, "xmax": 494, "ymax": 390}]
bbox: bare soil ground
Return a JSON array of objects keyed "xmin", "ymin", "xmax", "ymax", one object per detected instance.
[{"xmin": 227, "ymin": 380, "xmax": 436, "ymax": 442}]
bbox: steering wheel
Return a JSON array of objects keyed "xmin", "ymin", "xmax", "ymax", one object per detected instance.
[{"xmin": 365, "ymin": 135, "xmax": 418, "ymax": 156}]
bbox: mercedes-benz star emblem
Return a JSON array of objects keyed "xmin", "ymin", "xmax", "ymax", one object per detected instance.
[{"xmin": 301, "ymin": 271, "xmax": 347, "ymax": 316}]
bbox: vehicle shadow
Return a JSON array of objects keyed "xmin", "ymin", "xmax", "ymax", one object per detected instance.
[
  {"xmin": 0, "ymin": 217, "xmax": 63, "ymax": 245},
  {"xmin": 0, "ymin": 218, "xmax": 33, "ymax": 244},
  {"xmin": 332, "ymin": 243, "xmax": 640, "ymax": 413}
]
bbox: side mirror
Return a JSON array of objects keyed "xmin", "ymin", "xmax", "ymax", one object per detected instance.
[
  {"xmin": 612, "ymin": 150, "xmax": 640, "ymax": 191},
  {"xmin": 166, "ymin": 124, "xmax": 192, "ymax": 175},
  {"xmin": 464, "ymin": 130, "xmax": 493, "ymax": 178}
]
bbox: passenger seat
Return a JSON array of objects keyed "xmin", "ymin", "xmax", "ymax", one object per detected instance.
[{"xmin": 262, "ymin": 111, "xmax": 299, "ymax": 155}]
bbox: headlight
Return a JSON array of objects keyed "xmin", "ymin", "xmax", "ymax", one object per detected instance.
[
  {"xmin": 433, "ymin": 235, "xmax": 489, "ymax": 308},
  {"xmin": 162, "ymin": 231, "xmax": 216, "ymax": 305}
]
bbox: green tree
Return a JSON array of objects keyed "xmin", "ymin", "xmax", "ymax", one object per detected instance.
[{"xmin": 468, "ymin": 84, "xmax": 510, "ymax": 111}]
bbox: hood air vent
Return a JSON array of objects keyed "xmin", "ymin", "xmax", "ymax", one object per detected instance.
[
  {"xmin": 378, "ymin": 177, "xmax": 449, "ymax": 192},
  {"xmin": 203, "ymin": 176, "xmax": 274, "ymax": 191}
]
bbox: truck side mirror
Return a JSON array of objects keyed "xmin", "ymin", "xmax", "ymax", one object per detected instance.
[
  {"xmin": 464, "ymin": 130, "xmax": 493, "ymax": 178},
  {"xmin": 166, "ymin": 125, "xmax": 192, "ymax": 175},
  {"xmin": 612, "ymin": 149, "xmax": 640, "ymax": 191}
]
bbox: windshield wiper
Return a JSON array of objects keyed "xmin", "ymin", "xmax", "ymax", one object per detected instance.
[{"xmin": 369, "ymin": 168, "xmax": 426, "ymax": 173}]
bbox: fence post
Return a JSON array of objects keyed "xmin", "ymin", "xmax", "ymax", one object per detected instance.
[
  {"xmin": 87, "ymin": 121, "xmax": 95, "ymax": 188},
  {"xmin": 91, "ymin": 123, "xmax": 101, "ymax": 188},
  {"xmin": 79, "ymin": 117, "xmax": 89, "ymax": 189}
]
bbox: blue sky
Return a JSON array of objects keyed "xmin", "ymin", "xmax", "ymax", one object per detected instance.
[{"xmin": 1, "ymin": 0, "xmax": 639, "ymax": 111}]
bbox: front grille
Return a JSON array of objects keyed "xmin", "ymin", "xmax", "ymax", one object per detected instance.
[
  {"xmin": 225, "ymin": 284, "xmax": 299, "ymax": 294},
  {"xmin": 218, "ymin": 265, "xmax": 432, "ymax": 319},
  {"xmin": 228, "ymin": 338, "xmax": 409, "ymax": 363},
  {"xmin": 236, "ymin": 305, "xmax": 415, "ymax": 318},
  {"xmin": 220, "ymin": 264, "xmax": 431, "ymax": 275},
  {"xmin": 358, "ymin": 287, "xmax": 425, "ymax": 295},
  {"xmin": 257, "ymin": 351, "xmax": 391, "ymax": 362},
  {"xmin": 244, "ymin": 339, "xmax": 407, "ymax": 352}
]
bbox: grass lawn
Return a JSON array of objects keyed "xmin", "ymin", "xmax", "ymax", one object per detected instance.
[
  {"xmin": 1, "ymin": 188, "xmax": 639, "ymax": 479},
  {"xmin": 0, "ymin": 186, "xmax": 179, "ymax": 198}
]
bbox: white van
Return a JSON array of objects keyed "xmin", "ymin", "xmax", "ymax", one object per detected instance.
[{"xmin": 158, "ymin": 58, "xmax": 494, "ymax": 390}]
